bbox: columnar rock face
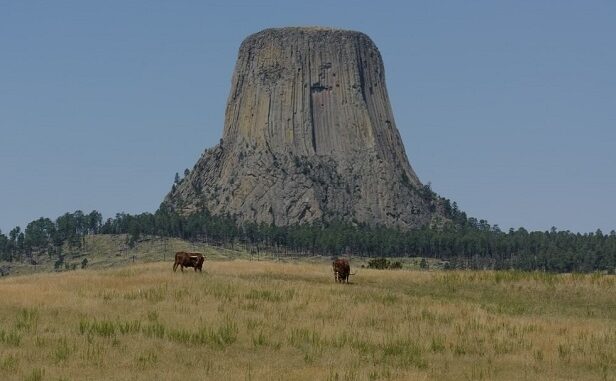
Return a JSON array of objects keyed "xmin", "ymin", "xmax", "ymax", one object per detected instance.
[{"xmin": 164, "ymin": 27, "xmax": 446, "ymax": 229}]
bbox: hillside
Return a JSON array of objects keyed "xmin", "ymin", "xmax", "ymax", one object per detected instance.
[
  {"xmin": 0, "ymin": 234, "xmax": 440, "ymax": 278},
  {"xmin": 1, "ymin": 235, "xmax": 236, "ymax": 278},
  {"xmin": 0, "ymin": 252, "xmax": 614, "ymax": 380}
]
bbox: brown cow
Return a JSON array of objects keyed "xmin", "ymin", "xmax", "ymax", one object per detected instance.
[
  {"xmin": 332, "ymin": 258, "xmax": 355, "ymax": 283},
  {"xmin": 173, "ymin": 252, "xmax": 205, "ymax": 272}
]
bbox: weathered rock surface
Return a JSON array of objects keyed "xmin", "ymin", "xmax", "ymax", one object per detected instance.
[{"xmin": 164, "ymin": 27, "xmax": 447, "ymax": 229}]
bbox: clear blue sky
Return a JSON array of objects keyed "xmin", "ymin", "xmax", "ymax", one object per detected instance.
[{"xmin": 1, "ymin": 1, "xmax": 614, "ymax": 233}]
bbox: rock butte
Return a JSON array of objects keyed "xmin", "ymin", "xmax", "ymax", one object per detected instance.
[{"xmin": 164, "ymin": 27, "xmax": 447, "ymax": 229}]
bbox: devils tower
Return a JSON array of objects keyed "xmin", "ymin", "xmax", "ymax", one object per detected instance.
[{"xmin": 164, "ymin": 27, "xmax": 446, "ymax": 229}]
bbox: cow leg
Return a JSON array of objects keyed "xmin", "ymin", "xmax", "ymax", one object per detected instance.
[{"xmin": 180, "ymin": 265, "xmax": 184, "ymax": 272}]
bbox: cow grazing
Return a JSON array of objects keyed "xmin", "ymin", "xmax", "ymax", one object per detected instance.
[
  {"xmin": 173, "ymin": 252, "xmax": 205, "ymax": 272},
  {"xmin": 332, "ymin": 258, "xmax": 355, "ymax": 283}
]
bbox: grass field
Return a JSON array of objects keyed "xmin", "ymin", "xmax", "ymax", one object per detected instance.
[{"xmin": 0, "ymin": 249, "xmax": 614, "ymax": 380}]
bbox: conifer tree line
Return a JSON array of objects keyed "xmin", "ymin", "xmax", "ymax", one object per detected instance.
[
  {"xmin": 1, "ymin": 206, "xmax": 614, "ymax": 273},
  {"xmin": 0, "ymin": 211, "xmax": 102, "ymax": 265}
]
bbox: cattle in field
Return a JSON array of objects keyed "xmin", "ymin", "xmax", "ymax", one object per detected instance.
[
  {"xmin": 332, "ymin": 258, "xmax": 355, "ymax": 283},
  {"xmin": 173, "ymin": 252, "xmax": 205, "ymax": 272}
]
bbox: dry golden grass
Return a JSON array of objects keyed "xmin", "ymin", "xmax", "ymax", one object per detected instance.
[{"xmin": 0, "ymin": 257, "xmax": 614, "ymax": 380}]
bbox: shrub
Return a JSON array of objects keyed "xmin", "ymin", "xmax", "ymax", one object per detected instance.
[
  {"xmin": 420, "ymin": 258, "xmax": 428, "ymax": 270},
  {"xmin": 54, "ymin": 257, "xmax": 64, "ymax": 270},
  {"xmin": 368, "ymin": 258, "xmax": 390, "ymax": 269},
  {"xmin": 368, "ymin": 258, "xmax": 402, "ymax": 270}
]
